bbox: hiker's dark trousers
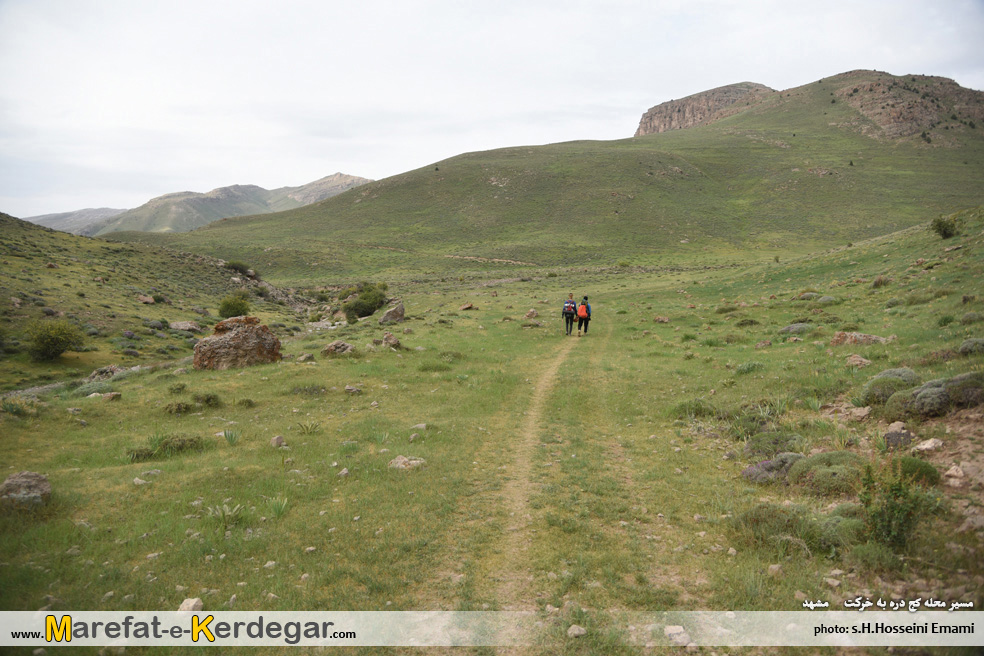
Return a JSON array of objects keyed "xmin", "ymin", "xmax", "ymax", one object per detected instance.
[{"xmin": 578, "ymin": 317, "xmax": 590, "ymax": 333}]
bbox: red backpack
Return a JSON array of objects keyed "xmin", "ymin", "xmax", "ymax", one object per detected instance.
[
  {"xmin": 563, "ymin": 299, "xmax": 576, "ymax": 314},
  {"xmin": 577, "ymin": 304, "xmax": 589, "ymax": 318}
]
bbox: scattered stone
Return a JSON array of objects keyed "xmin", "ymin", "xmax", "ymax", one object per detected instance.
[
  {"xmin": 137, "ymin": 295, "xmax": 155, "ymax": 304},
  {"xmin": 884, "ymin": 428, "xmax": 917, "ymax": 450},
  {"xmin": 524, "ymin": 309, "xmax": 538, "ymax": 319},
  {"xmin": 411, "ymin": 423, "xmax": 427, "ymax": 431},
  {"xmin": 345, "ymin": 385, "xmax": 362, "ymax": 394},
  {"xmin": 379, "ymin": 302, "xmax": 405, "ymax": 324},
  {"xmin": 912, "ymin": 438, "xmax": 944, "ymax": 453},
  {"xmin": 664, "ymin": 625, "xmax": 690, "ymax": 646},
  {"xmin": 388, "ymin": 455, "xmax": 426, "ymax": 470},
  {"xmin": 297, "ymin": 353, "xmax": 314, "ymax": 363},
  {"xmin": 741, "ymin": 453, "xmax": 804, "ymax": 484},
  {"xmin": 846, "ymin": 354, "xmax": 872, "ymax": 368},
  {"xmin": 459, "ymin": 303, "xmax": 474, "ymax": 311},
  {"xmin": 87, "ymin": 365, "xmax": 126, "ymax": 381},
  {"xmin": 567, "ymin": 625, "xmax": 587, "ymax": 638},
  {"xmin": 338, "ymin": 468, "xmax": 349, "ymax": 477},
  {"xmin": 103, "ymin": 392, "xmax": 122, "ymax": 402},
  {"xmin": 270, "ymin": 435, "xmax": 286, "ymax": 448},
  {"xmin": 830, "ymin": 331, "xmax": 891, "ymax": 346},
  {"xmin": 322, "ymin": 340, "xmax": 356, "ymax": 356},
  {"xmin": 382, "ymin": 332, "xmax": 401, "ymax": 348},
  {"xmin": 825, "ymin": 578, "xmax": 841, "ymax": 589},
  {"xmin": 768, "ymin": 564, "xmax": 782, "ymax": 576},
  {"xmin": 178, "ymin": 598, "xmax": 203, "ymax": 612},
  {"xmin": 755, "ymin": 340, "xmax": 772, "ymax": 349},
  {"xmin": 1, "ymin": 471, "xmax": 52, "ymax": 509},
  {"xmin": 133, "ymin": 478, "xmax": 149, "ymax": 486},
  {"xmin": 779, "ymin": 323, "xmax": 814, "ymax": 334},
  {"xmin": 101, "ymin": 591, "xmax": 115, "ymax": 603},
  {"xmin": 193, "ymin": 316, "xmax": 281, "ymax": 370}
]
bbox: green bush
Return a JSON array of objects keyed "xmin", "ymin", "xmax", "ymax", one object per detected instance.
[
  {"xmin": 218, "ymin": 294, "xmax": 251, "ymax": 319},
  {"xmin": 744, "ymin": 432, "xmax": 803, "ymax": 458},
  {"xmin": 26, "ymin": 319, "xmax": 85, "ymax": 361},
  {"xmin": 847, "ymin": 541, "xmax": 901, "ymax": 572},
  {"xmin": 730, "ymin": 503, "xmax": 863, "ymax": 557},
  {"xmin": 788, "ymin": 450, "xmax": 866, "ymax": 497},
  {"xmin": 861, "ymin": 377, "xmax": 911, "ymax": 406},
  {"xmin": 224, "ymin": 260, "xmax": 255, "ymax": 276},
  {"xmin": 891, "ymin": 456, "xmax": 940, "ymax": 486},
  {"xmin": 859, "ymin": 465, "xmax": 927, "ymax": 550},
  {"xmin": 127, "ymin": 433, "xmax": 207, "ymax": 462},
  {"xmin": 342, "ymin": 282, "xmax": 389, "ymax": 323},
  {"xmin": 930, "ymin": 214, "xmax": 959, "ymax": 239}
]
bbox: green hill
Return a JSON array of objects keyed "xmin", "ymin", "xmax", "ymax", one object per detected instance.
[
  {"xmin": 84, "ymin": 173, "xmax": 371, "ymax": 236},
  {"xmin": 110, "ymin": 71, "xmax": 984, "ymax": 286}
]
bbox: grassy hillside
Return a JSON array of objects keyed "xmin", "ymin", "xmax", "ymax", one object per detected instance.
[
  {"xmin": 74, "ymin": 174, "xmax": 372, "ymax": 236},
  {"xmin": 3, "ymin": 207, "xmax": 982, "ymax": 653},
  {"xmin": 110, "ymin": 72, "xmax": 984, "ymax": 286},
  {"xmin": 0, "ymin": 214, "xmax": 305, "ymax": 391}
]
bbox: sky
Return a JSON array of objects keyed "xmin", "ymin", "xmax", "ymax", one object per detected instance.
[{"xmin": 1, "ymin": 0, "xmax": 983, "ymax": 218}]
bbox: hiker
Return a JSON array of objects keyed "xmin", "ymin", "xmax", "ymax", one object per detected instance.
[
  {"xmin": 577, "ymin": 296, "xmax": 591, "ymax": 336},
  {"xmin": 562, "ymin": 293, "xmax": 577, "ymax": 336}
]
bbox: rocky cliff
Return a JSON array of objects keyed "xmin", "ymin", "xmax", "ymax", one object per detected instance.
[{"xmin": 635, "ymin": 82, "xmax": 775, "ymax": 136}]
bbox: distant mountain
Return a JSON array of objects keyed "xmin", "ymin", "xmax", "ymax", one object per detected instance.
[
  {"xmin": 27, "ymin": 207, "xmax": 127, "ymax": 234},
  {"xmin": 24, "ymin": 173, "xmax": 371, "ymax": 236}
]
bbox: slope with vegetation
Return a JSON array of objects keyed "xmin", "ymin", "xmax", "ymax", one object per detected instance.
[
  {"xmin": 2, "ymin": 205, "xmax": 982, "ymax": 653},
  {"xmin": 109, "ymin": 71, "xmax": 984, "ymax": 287}
]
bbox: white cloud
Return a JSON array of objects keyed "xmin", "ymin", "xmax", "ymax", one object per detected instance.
[{"xmin": 1, "ymin": 0, "xmax": 982, "ymax": 217}]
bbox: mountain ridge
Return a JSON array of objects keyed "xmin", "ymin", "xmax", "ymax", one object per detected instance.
[{"xmin": 24, "ymin": 173, "xmax": 371, "ymax": 236}]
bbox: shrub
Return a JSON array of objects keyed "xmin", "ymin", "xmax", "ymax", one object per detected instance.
[
  {"xmin": 744, "ymin": 432, "xmax": 803, "ymax": 458},
  {"xmin": 26, "ymin": 319, "xmax": 85, "ymax": 361},
  {"xmin": 788, "ymin": 450, "xmax": 866, "ymax": 497},
  {"xmin": 891, "ymin": 456, "xmax": 940, "ymax": 486},
  {"xmin": 930, "ymin": 214, "xmax": 959, "ymax": 239},
  {"xmin": 730, "ymin": 503, "xmax": 862, "ymax": 557},
  {"xmin": 127, "ymin": 433, "xmax": 206, "ymax": 462},
  {"xmin": 859, "ymin": 465, "xmax": 926, "ymax": 550},
  {"xmin": 224, "ymin": 261, "xmax": 252, "ymax": 275},
  {"xmin": 736, "ymin": 361, "xmax": 765, "ymax": 375},
  {"xmin": 342, "ymin": 282, "xmax": 389, "ymax": 322},
  {"xmin": 847, "ymin": 541, "xmax": 901, "ymax": 572},
  {"xmin": 960, "ymin": 312, "xmax": 983, "ymax": 325},
  {"xmin": 871, "ymin": 275, "xmax": 891, "ymax": 288},
  {"xmin": 668, "ymin": 398, "xmax": 719, "ymax": 420},
  {"xmin": 193, "ymin": 393, "xmax": 222, "ymax": 408},
  {"xmin": 861, "ymin": 377, "xmax": 912, "ymax": 406},
  {"xmin": 218, "ymin": 294, "xmax": 251, "ymax": 319}
]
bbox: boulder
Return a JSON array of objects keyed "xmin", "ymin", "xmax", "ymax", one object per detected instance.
[
  {"xmin": 137, "ymin": 295, "xmax": 155, "ymax": 304},
  {"xmin": 1, "ymin": 471, "xmax": 52, "ymax": 509},
  {"xmin": 322, "ymin": 340, "xmax": 355, "ymax": 356},
  {"xmin": 830, "ymin": 331, "xmax": 890, "ymax": 346},
  {"xmin": 388, "ymin": 455, "xmax": 426, "ymax": 470},
  {"xmin": 193, "ymin": 316, "xmax": 281, "ymax": 370},
  {"xmin": 845, "ymin": 354, "xmax": 872, "ymax": 368},
  {"xmin": 378, "ymin": 303, "xmax": 405, "ymax": 325},
  {"xmin": 382, "ymin": 332, "xmax": 401, "ymax": 349},
  {"xmin": 87, "ymin": 365, "xmax": 126, "ymax": 382}
]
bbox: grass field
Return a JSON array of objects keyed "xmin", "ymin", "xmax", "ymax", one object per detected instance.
[{"xmin": 2, "ymin": 207, "xmax": 982, "ymax": 654}]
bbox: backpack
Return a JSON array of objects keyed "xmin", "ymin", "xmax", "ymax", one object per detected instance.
[
  {"xmin": 563, "ymin": 300, "xmax": 576, "ymax": 315},
  {"xmin": 577, "ymin": 303, "xmax": 589, "ymax": 319}
]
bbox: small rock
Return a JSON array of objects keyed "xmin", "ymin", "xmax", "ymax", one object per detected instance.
[
  {"xmin": 271, "ymin": 435, "xmax": 286, "ymax": 448},
  {"xmin": 389, "ymin": 455, "xmax": 426, "ymax": 470},
  {"xmin": 825, "ymin": 578, "xmax": 841, "ymax": 589},
  {"xmin": 178, "ymin": 598, "xmax": 203, "ymax": 611},
  {"xmin": 297, "ymin": 353, "xmax": 314, "ymax": 363},
  {"xmin": 263, "ymin": 561, "xmax": 277, "ymax": 569},
  {"xmin": 1, "ymin": 471, "xmax": 52, "ymax": 509},
  {"xmin": 338, "ymin": 468, "xmax": 349, "ymax": 477},
  {"xmin": 912, "ymin": 438, "xmax": 944, "ymax": 453},
  {"xmin": 133, "ymin": 478, "xmax": 149, "ymax": 486},
  {"xmin": 768, "ymin": 564, "xmax": 782, "ymax": 576},
  {"xmin": 345, "ymin": 385, "xmax": 362, "ymax": 394},
  {"xmin": 101, "ymin": 591, "xmax": 115, "ymax": 603},
  {"xmin": 945, "ymin": 465, "xmax": 964, "ymax": 479},
  {"xmin": 304, "ymin": 546, "xmax": 316, "ymax": 553},
  {"xmin": 567, "ymin": 624, "xmax": 587, "ymax": 638}
]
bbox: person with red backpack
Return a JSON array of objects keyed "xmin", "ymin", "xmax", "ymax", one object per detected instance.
[
  {"xmin": 562, "ymin": 293, "xmax": 577, "ymax": 336},
  {"xmin": 577, "ymin": 296, "xmax": 591, "ymax": 336}
]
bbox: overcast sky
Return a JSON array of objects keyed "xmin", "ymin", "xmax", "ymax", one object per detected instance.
[{"xmin": 1, "ymin": 0, "xmax": 982, "ymax": 218}]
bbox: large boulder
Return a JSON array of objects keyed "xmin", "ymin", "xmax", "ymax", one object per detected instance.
[
  {"xmin": 193, "ymin": 316, "xmax": 281, "ymax": 370},
  {"xmin": 1, "ymin": 471, "xmax": 52, "ymax": 509},
  {"xmin": 378, "ymin": 302, "xmax": 405, "ymax": 325},
  {"xmin": 322, "ymin": 340, "xmax": 356, "ymax": 356}
]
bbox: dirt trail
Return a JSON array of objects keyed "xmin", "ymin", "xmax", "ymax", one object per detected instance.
[{"xmin": 493, "ymin": 336, "xmax": 576, "ymax": 610}]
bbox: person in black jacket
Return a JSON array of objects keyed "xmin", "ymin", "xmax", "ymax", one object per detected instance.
[{"xmin": 561, "ymin": 293, "xmax": 577, "ymax": 336}]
